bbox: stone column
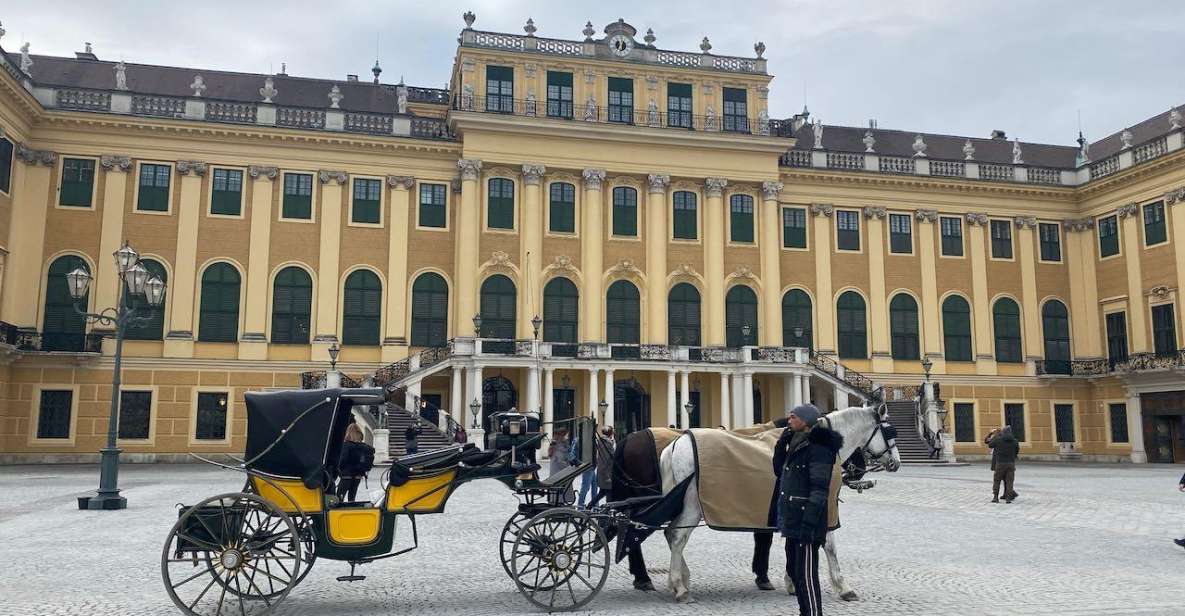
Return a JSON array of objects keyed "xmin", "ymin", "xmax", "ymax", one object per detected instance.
[
  {"xmin": 238, "ymin": 162, "xmax": 274, "ymax": 360},
  {"xmin": 704, "ymin": 178, "xmax": 728, "ymax": 345},
  {"xmin": 313, "ymin": 170, "xmax": 347, "ymax": 360},
  {"xmin": 742, "ymin": 372, "xmax": 755, "ymax": 426},
  {"xmin": 456, "ymin": 160, "xmax": 483, "ymax": 335},
  {"xmin": 730, "ymin": 373, "xmax": 744, "ymax": 427},
  {"xmin": 680, "ymin": 371, "xmax": 691, "ymax": 428},
  {"xmin": 833, "ymin": 385, "xmax": 849, "ymax": 411},
  {"xmin": 666, "ymin": 369, "xmax": 678, "ymax": 428},
  {"xmin": 581, "ymin": 169, "xmax": 606, "ymax": 341},
  {"xmin": 759, "ymin": 182, "xmax": 784, "ymax": 346},
  {"xmin": 915, "ymin": 210, "xmax": 943, "ymax": 370},
  {"xmin": 384, "ymin": 175, "xmax": 414, "ymax": 362},
  {"xmin": 526, "ymin": 364, "xmax": 541, "ymax": 414},
  {"xmin": 646, "ymin": 174, "xmax": 671, "ymax": 343},
  {"xmin": 1127, "ymin": 392, "xmax": 1147, "ymax": 463},
  {"xmin": 810, "ymin": 204, "xmax": 836, "ymax": 353},
  {"xmin": 469, "ymin": 365, "xmax": 484, "ymax": 448},
  {"xmin": 1118, "ymin": 204, "xmax": 1148, "ymax": 352},
  {"xmin": 1, "ymin": 147, "xmax": 53, "ymax": 328},
  {"xmin": 966, "ymin": 213, "xmax": 996, "ymax": 374},
  {"xmin": 1014, "ymin": 216, "xmax": 1041, "ymax": 371},
  {"xmin": 802, "ymin": 374, "xmax": 812, "ymax": 406},
  {"xmin": 788, "ymin": 374, "xmax": 801, "ymax": 409},
  {"xmin": 603, "ymin": 369, "xmax": 615, "ymax": 428},
  {"xmin": 450, "ymin": 365, "xmax": 463, "ymax": 425},
  {"xmin": 864, "ymin": 207, "xmax": 891, "ymax": 372},
  {"xmin": 718, "ymin": 372, "xmax": 731, "ymax": 429},
  {"xmin": 164, "ymin": 158, "xmax": 211, "ymax": 357},
  {"xmin": 1169, "ymin": 194, "xmax": 1185, "ymax": 345},
  {"xmin": 520, "ymin": 164, "xmax": 546, "ymax": 338},
  {"xmin": 586, "ymin": 368, "xmax": 599, "ymax": 420},
  {"xmin": 543, "ymin": 368, "xmax": 555, "ymax": 436},
  {"xmin": 93, "ymin": 155, "xmax": 134, "ymax": 338}
]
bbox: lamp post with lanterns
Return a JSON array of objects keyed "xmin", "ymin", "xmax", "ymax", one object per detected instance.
[{"xmin": 68, "ymin": 242, "xmax": 167, "ymax": 510}]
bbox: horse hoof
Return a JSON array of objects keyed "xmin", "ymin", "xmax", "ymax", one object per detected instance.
[
  {"xmin": 633, "ymin": 580, "xmax": 656, "ymax": 592},
  {"xmin": 841, "ymin": 591, "xmax": 859, "ymax": 602},
  {"xmin": 675, "ymin": 593, "xmax": 695, "ymax": 604}
]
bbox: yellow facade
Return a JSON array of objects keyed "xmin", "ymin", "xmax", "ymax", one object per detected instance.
[{"xmin": 0, "ymin": 18, "xmax": 1182, "ymax": 464}]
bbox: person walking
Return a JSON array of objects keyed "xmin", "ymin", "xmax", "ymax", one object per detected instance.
[
  {"xmin": 1175, "ymin": 471, "xmax": 1185, "ymax": 548},
  {"xmin": 985, "ymin": 426, "xmax": 1020, "ymax": 503},
  {"xmin": 578, "ymin": 444, "xmax": 597, "ymax": 507},
  {"xmin": 773, "ymin": 404, "xmax": 842, "ymax": 616},
  {"xmin": 405, "ymin": 422, "xmax": 421, "ymax": 456},
  {"xmin": 336, "ymin": 423, "xmax": 375, "ymax": 501}
]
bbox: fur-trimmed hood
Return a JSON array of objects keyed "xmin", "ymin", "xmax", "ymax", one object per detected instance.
[{"xmin": 808, "ymin": 425, "xmax": 844, "ymax": 453}]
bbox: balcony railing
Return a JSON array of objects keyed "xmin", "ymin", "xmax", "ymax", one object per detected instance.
[
  {"xmin": 16, "ymin": 332, "xmax": 103, "ymax": 354},
  {"xmin": 1036, "ymin": 352, "xmax": 1185, "ymax": 376}
]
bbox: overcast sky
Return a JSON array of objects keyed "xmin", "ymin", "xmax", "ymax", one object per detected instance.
[{"xmin": 4, "ymin": 1, "xmax": 1182, "ymax": 145}]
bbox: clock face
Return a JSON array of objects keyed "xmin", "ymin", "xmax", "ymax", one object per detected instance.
[{"xmin": 609, "ymin": 34, "xmax": 634, "ymax": 57}]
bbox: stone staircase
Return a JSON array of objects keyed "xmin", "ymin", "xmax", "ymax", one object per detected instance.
[
  {"xmin": 385, "ymin": 405, "xmax": 454, "ymax": 458},
  {"xmin": 884, "ymin": 400, "xmax": 936, "ymax": 464}
]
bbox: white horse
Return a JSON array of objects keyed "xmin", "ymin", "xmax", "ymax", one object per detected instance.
[{"xmin": 657, "ymin": 404, "xmax": 902, "ymax": 603}]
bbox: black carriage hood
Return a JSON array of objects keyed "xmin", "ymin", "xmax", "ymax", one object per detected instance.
[{"xmin": 244, "ymin": 388, "xmax": 369, "ymax": 486}]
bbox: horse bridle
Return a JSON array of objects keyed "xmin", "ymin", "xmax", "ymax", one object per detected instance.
[{"xmin": 819, "ymin": 406, "xmax": 899, "ymax": 472}]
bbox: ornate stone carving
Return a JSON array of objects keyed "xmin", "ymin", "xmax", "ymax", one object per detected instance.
[
  {"xmin": 963, "ymin": 139, "xmax": 975, "ymax": 160},
  {"xmin": 189, "ymin": 75, "xmax": 207, "ymax": 97},
  {"xmin": 386, "ymin": 175, "xmax": 415, "ymax": 189},
  {"xmin": 584, "ymin": 69, "xmax": 596, "ymax": 85},
  {"xmin": 756, "ymin": 109, "xmax": 770, "ymax": 135},
  {"xmin": 1163, "ymin": 187, "xmax": 1185, "ymax": 205},
  {"xmin": 582, "ymin": 168, "xmax": 606, "ymax": 190},
  {"xmin": 318, "ymin": 170, "xmax": 347, "ymax": 185},
  {"xmin": 15, "ymin": 144, "xmax": 54, "ymax": 166},
  {"xmin": 757, "ymin": 85, "xmax": 769, "ymax": 100},
  {"xmin": 965, "ymin": 212, "xmax": 989, "ymax": 226},
  {"xmin": 647, "ymin": 174, "xmax": 670, "ymax": 193},
  {"xmin": 490, "ymin": 250, "xmax": 511, "ymax": 266},
  {"xmin": 1062, "ymin": 218, "xmax": 1095, "ymax": 232},
  {"xmin": 551, "ymin": 255, "xmax": 578, "ymax": 275},
  {"xmin": 609, "ymin": 258, "xmax": 641, "ymax": 276},
  {"xmin": 248, "ymin": 165, "xmax": 278, "ymax": 180},
  {"xmin": 761, "ymin": 181, "xmax": 783, "ymax": 200},
  {"xmin": 1120, "ymin": 129, "xmax": 1133, "ymax": 150},
  {"xmin": 1012, "ymin": 139, "xmax": 1023, "ymax": 165},
  {"xmin": 259, "ymin": 77, "xmax": 278, "ymax": 103},
  {"xmin": 457, "ymin": 159, "xmax": 483, "ymax": 181},
  {"xmin": 521, "ymin": 163, "xmax": 546, "ymax": 185},
  {"xmin": 1116, "ymin": 202, "xmax": 1139, "ymax": 218},
  {"xmin": 327, "ymin": 85, "xmax": 343, "ymax": 109},
  {"xmin": 1171, "ymin": 107, "xmax": 1183, "ymax": 130},
  {"xmin": 582, "ymin": 21, "xmax": 596, "ymax": 41},
  {"xmin": 99, "ymin": 155, "xmax": 132, "ymax": 172},
  {"xmin": 460, "ymin": 83, "xmax": 474, "ymax": 110},
  {"xmin": 862, "ymin": 129, "xmax": 875, "ymax": 153},
  {"xmin": 19, "ymin": 43, "xmax": 32, "ymax": 75},
  {"xmin": 583, "ymin": 94, "xmax": 597, "ymax": 121},
  {"xmin": 113, "ymin": 61, "xmax": 128, "ymax": 91},
  {"xmin": 700, "ymin": 37, "xmax": 712, "ymax": 53},
  {"xmin": 754, "ymin": 41, "xmax": 766, "ymax": 58},
  {"xmin": 396, "ymin": 83, "xmax": 408, "ymax": 114},
  {"xmin": 644, "ymin": 29, "xmax": 656, "ymax": 45},
  {"xmin": 863, "ymin": 206, "xmax": 886, "ymax": 220},
  {"xmin": 523, "ymin": 18, "xmax": 537, "ymax": 36},
  {"xmin": 525, "ymin": 91, "xmax": 537, "ymax": 117},
  {"xmin": 1013, "ymin": 215, "xmax": 1037, "ymax": 229},
  {"xmin": 647, "ymin": 100, "xmax": 659, "ymax": 127},
  {"xmin": 463, "ymin": 10, "xmax": 476, "ymax": 29},
  {"xmin": 1149, "ymin": 285, "xmax": 1171, "ymax": 299},
  {"xmin": 704, "ymin": 177, "xmax": 728, "ymax": 197},
  {"xmin": 671, "ymin": 263, "xmax": 698, "ymax": 278},
  {"xmin": 732, "ymin": 264, "xmax": 755, "ymax": 280},
  {"xmin": 915, "ymin": 209, "xmax": 939, "ymax": 223},
  {"xmin": 912, "ymin": 134, "xmax": 928, "ymax": 157},
  {"xmin": 810, "ymin": 203, "xmax": 833, "ymax": 217},
  {"xmin": 812, "ymin": 120, "xmax": 823, "ymax": 149},
  {"xmin": 645, "ymin": 74, "xmax": 658, "ymax": 91},
  {"xmin": 704, "ymin": 106, "xmax": 717, "ymax": 131},
  {"xmin": 176, "ymin": 160, "xmax": 208, "ymax": 176}
]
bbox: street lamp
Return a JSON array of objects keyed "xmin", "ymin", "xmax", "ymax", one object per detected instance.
[
  {"xmin": 683, "ymin": 401, "xmax": 693, "ymax": 429},
  {"xmin": 921, "ymin": 356, "xmax": 933, "ymax": 382},
  {"xmin": 741, "ymin": 323, "xmax": 752, "ymax": 345},
  {"xmin": 598, "ymin": 399, "xmax": 608, "ymax": 426},
  {"xmin": 472, "ymin": 313, "xmax": 483, "ymax": 337},
  {"xmin": 72, "ymin": 241, "xmax": 167, "ymax": 510},
  {"xmin": 531, "ymin": 314, "xmax": 542, "ymax": 340},
  {"xmin": 328, "ymin": 342, "xmax": 341, "ymax": 371},
  {"xmin": 469, "ymin": 398, "xmax": 481, "ymax": 430},
  {"xmin": 793, "ymin": 325, "xmax": 804, "ymax": 344}
]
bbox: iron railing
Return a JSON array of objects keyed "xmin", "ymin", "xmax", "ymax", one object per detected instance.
[
  {"xmin": 17, "ymin": 332, "xmax": 103, "ymax": 353},
  {"xmin": 1037, "ymin": 352, "xmax": 1184, "ymax": 376}
]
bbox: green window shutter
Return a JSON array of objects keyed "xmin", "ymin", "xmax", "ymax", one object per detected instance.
[
  {"xmin": 781, "ymin": 289, "xmax": 812, "ymax": 349},
  {"xmin": 730, "ymin": 195, "xmax": 754, "ymax": 243},
  {"xmin": 42, "ymin": 255, "xmax": 89, "ymax": 351},
  {"xmin": 270, "ymin": 266, "xmax": 312, "ymax": 344},
  {"xmin": 954, "ymin": 403, "xmax": 976, "ymax": 442},
  {"xmin": 411, "ymin": 273, "xmax": 449, "ymax": 347},
  {"xmin": 993, "ymin": 298, "xmax": 1022, "ymax": 363},
  {"xmin": 1106, "ymin": 311, "xmax": 1128, "ymax": 364},
  {"xmin": 479, "ymin": 275, "xmax": 517, "ymax": 340},
  {"xmin": 118, "ymin": 391, "xmax": 152, "ymax": 440},
  {"xmin": 1144, "ymin": 202, "xmax": 1167, "ymax": 245},
  {"xmin": 419, "ymin": 183, "xmax": 447, "ymax": 228},
  {"xmin": 889, "ymin": 294, "xmax": 919, "ymax": 359},
  {"xmin": 837, "ymin": 211, "xmax": 861, "ymax": 250},
  {"xmin": 942, "ymin": 296, "xmax": 973, "ymax": 361},
  {"xmin": 1109, "ymin": 404, "xmax": 1128, "ymax": 443},
  {"xmin": 488, "ymin": 178, "xmax": 514, "ymax": 229},
  {"xmin": 667, "ymin": 83, "xmax": 693, "ymax": 128},
  {"xmin": 37, "ymin": 390, "xmax": 73, "ymax": 439},
  {"xmin": 889, "ymin": 214, "xmax": 912, "ymax": 253},
  {"xmin": 123, "ymin": 259, "xmax": 167, "ymax": 340},
  {"xmin": 1004, "ymin": 403, "xmax": 1025, "ymax": 442},
  {"xmin": 782, "ymin": 207, "xmax": 806, "ymax": 248},
  {"xmin": 210, "ymin": 168, "xmax": 243, "ymax": 215},
  {"xmin": 722, "ymin": 87, "xmax": 748, "ymax": 132},
  {"xmin": 548, "ymin": 183, "xmax": 575, "ymax": 233},
  {"xmin": 60, "ymin": 158, "xmax": 96, "ymax": 207},
  {"xmin": 725, "ymin": 285, "xmax": 758, "ymax": 347},
  {"xmin": 282, "ymin": 173, "xmax": 313, "ymax": 219},
  {"xmin": 485, "ymin": 65, "xmax": 514, "ymax": 112},
  {"xmin": 1054, "ymin": 404, "xmax": 1075, "ymax": 443},
  {"xmin": 543, "ymin": 277, "xmax": 579, "ymax": 343},
  {"xmin": 837, "ymin": 292, "xmax": 867, "ymax": 359},
  {"xmin": 1038, "ymin": 222, "xmax": 1061, "ymax": 261},
  {"xmin": 546, "ymin": 71, "xmax": 573, "ymax": 119},
  {"xmin": 990, "ymin": 220, "xmax": 1013, "ymax": 259},
  {"xmin": 1098, "ymin": 216, "xmax": 1119, "ymax": 257},
  {"xmin": 606, "ymin": 281, "xmax": 640, "ymax": 344},
  {"xmin": 195, "ymin": 392, "xmax": 228, "ymax": 440},
  {"xmin": 673, "ymin": 191, "xmax": 697, "ymax": 240},
  {"xmin": 136, "ymin": 163, "xmax": 171, "ymax": 211},
  {"xmin": 352, "ymin": 178, "xmax": 382, "ymax": 224},
  {"xmin": 607, "ymin": 77, "xmax": 634, "ymax": 124},
  {"xmin": 198, "ymin": 263, "xmax": 241, "ymax": 342},
  {"xmin": 612, "ymin": 187, "xmax": 637, "ymax": 236},
  {"xmin": 940, "ymin": 217, "xmax": 963, "ymax": 256},
  {"xmin": 667, "ymin": 283, "xmax": 702, "ymax": 347},
  {"xmin": 0, "ymin": 137, "xmax": 12, "ymax": 194},
  {"xmin": 1151, "ymin": 304, "xmax": 1176, "ymax": 356},
  {"xmin": 342, "ymin": 270, "xmax": 382, "ymax": 345}
]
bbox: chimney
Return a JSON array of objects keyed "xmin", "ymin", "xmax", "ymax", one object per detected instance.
[
  {"xmin": 990, "ymin": 130, "xmax": 1007, "ymax": 140},
  {"xmin": 75, "ymin": 42, "xmax": 98, "ymax": 60},
  {"xmin": 347, "ymin": 74, "xmax": 359, "ymax": 82}
]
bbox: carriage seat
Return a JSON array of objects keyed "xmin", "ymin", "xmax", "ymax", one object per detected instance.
[
  {"xmin": 602, "ymin": 494, "xmax": 665, "ymax": 511},
  {"xmin": 395, "ymin": 445, "xmax": 464, "ymax": 469}
]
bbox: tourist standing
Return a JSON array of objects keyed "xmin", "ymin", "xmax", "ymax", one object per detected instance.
[
  {"xmin": 336, "ymin": 423, "xmax": 374, "ymax": 501},
  {"xmin": 1175, "ymin": 471, "xmax": 1185, "ymax": 548},
  {"xmin": 405, "ymin": 422, "xmax": 421, "ymax": 455},
  {"xmin": 985, "ymin": 426, "xmax": 1020, "ymax": 503}
]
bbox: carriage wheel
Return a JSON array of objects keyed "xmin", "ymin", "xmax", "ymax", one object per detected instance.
[
  {"xmin": 498, "ymin": 511, "xmax": 529, "ymax": 581},
  {"xmin": 510, "ymin": 509, "xmax": 609, "ymax": 612},
  {"xmin": 162, "ymin": 492, "xmax": 302, "ymax": 616},
  {"xmin": 241, "ymin": 477, "xmax": 318, "ymax": 590}
]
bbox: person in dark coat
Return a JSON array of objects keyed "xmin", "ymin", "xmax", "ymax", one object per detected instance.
[
  {"xmin": 773, "ymin": 404, "xmax": 842, "ymax": 616},
  {"xmin": 336, "ymin": 423, "xmax": 375, "ymax": 501},
  {"xmin": 985, "ymin": 426, "xmax": 1020, "ymax": 503},
  {"xmin": 405, "ymin": 422, "xmax": 421, "ymax": 455},
  {"xmin": 1175, "ymin": 471, "xmax": 1185, "ymax": 548}
]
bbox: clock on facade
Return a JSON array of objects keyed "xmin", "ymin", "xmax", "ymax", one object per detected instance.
[{"xmin": 609, "ymin": 34, "xmax": 634, "ymax": 57}]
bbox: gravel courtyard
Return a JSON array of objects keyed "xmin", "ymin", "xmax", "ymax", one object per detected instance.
[{"xmin": 1, "ymin": 461, "xmax": 1183, "ymax": 615}]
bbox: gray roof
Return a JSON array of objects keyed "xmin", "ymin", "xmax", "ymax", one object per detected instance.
[{"xmin": 1088, "ymin": 106, "xmax": 1182, "ymax": 161}]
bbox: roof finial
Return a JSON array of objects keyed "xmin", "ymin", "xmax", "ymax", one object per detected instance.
[
  {"xmin": 583, "ymin": 21, "xmax": 596, "ymax": 41},
  {"xmin": 524, "ymin": 17, "xmax": 536, "ymax": 36},
  {"xmin": 699, "ymin": 37, "xmax": 712, "ymax": 53},
  {"xmin": 463, "ymin": 11, "xmax": 476, "ymax": 29},
  {"xmin": 85, "ymin": 41, "xmax": 92, "ymax": 54},
  {"xmin": 372, "ymin": 59, "xmax": 382, "ymax": 84},
  {"xmin": 643, "ymin": 28, "xmax": 656, "ymax": 45},
  {"xmin": 0, "ymin": 21, "xmax": 6, "ymax": 41},
  {"xmin": 754, "ymin": 41, "xmax": 766, "ymax": 58}
]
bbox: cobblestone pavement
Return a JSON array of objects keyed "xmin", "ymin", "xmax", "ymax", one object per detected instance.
[{"xmin": 1, "ymin": 462, "xmax": 1183, "ymax": 615}]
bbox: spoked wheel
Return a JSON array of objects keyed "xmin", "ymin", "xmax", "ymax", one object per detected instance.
[
  {"xmin": 499, "ymin": 511, "xmax": 529, "ymax": 581},
  {"xmin": 510, "ymin": 508, "xmax": 609, "ymax": 612},
  {"xmin": 162, "ymin": 492, "xmax": 302, "ymax": 616},
  {"xmin": 240, "ymin": 480, "xmax": 318, "ymax": 591}
]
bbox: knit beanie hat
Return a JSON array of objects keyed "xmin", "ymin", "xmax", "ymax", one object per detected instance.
[{"xmin": 790, "ymin": 403, "xmax": 821, "ymax": 426}]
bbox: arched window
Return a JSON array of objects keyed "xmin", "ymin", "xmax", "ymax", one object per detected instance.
[
  {"xmin": 342, "ymin": 270, "xmax": 382, "ymax": 345},
  {"xmin": 270, "ymin": 267, "xmax": 312, "ymax": 344},
  {"xmin": 43, "ymin": 255, "xmax": 90, "ymax": 351},
  {"xmin": 410, "ymin": 273, "xmax": 448, "ymax": 347},
  {"xmin": 837, "ymin": 291, "xmax": 867, "ymax": 359},
  {"xmin": 542, "ymin": 277, "xmax": 578, "ymax": 343},
  {"xmin": 606, "ymin": 280, "xmax": 640, "ymax": 344},
  {"xmin": 123, "ymin": 258, "xmax": 167, "ymax": 341},
  {"xmin": 942, "ymin": 295, "xmax": 973, "ymax": 361},
  {"xmin": 667, "ymin": 283, "xmax": 701, "ymax": 346},
  {"xmin": 889, "ymin": 294, "xmax": 920, "ymax": 360},
  {"xmin": 479, "ymin": 275, "xmax": 517, "ymax": 340},
  {"xmin": 1042, "ymin": 300, "xmax": 1071, "ymax": 374},
  {"xmin": 198, "ymin": 263, "xmax": 241, "ymax": 343},
  {"xmin": 993, "ymin": 298, "xmax": 1022, "ymax": 363},
  {"xmin": 725, "ymin": 285, "xmax": 758, "ymax": 347},
  {"xmin": 782, "ymin": 289, "xmax": 813, "ymax": 349}
]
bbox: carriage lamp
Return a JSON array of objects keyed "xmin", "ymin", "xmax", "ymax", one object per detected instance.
[
  {"xmin": 472, "ymin": 313, "xmax": 483, "ymax": 337},
  {"xmin": 144, "ymin": 276, "xmax": 166, "ymax": 307},
  {"xmin": 741, "ymin": 323, "xmax": 752, "ymax": 344},
  {"xmin": 531, "ymin": 314, "xmax": 542, "ymax": 340},
  {"xmin": 113, "ymin": 241, "xmax": 139, "ymax": 273},
  {"xmin": 683, "ymin": 401, "xmax": 693, "ymax": 428},
  {"xmin": 598, "ymin": 399, "xmax": 608, "ymax": 424},
  {"xmin": 328, "ymin": 342, "xmax": 340, "ymax": 370},
  {"xmin": 793, "ymin": 326, "xmax": 804, "ymax": 340},
  {"xmin": 921, "ymin": 356, "xmax": 933, "ymax": 382},
  {"xmin": 470, "ymin": 398, "xmax": 481, "ymax": 429},
  {"xmin": 125, "ymin": 262, "xmax": 150, "ymax": 295}
]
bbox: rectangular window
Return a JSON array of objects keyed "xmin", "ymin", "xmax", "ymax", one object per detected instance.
[
  {"xmin": 546, "ymin": 71, "xmax": 573, "ymax": 119},
  {"xmin": 953, "ymin": 403, "xmax": 976, "ymax": 443},
  {"xmin": 136, "ymin": 163, "xmax": 171, "ymax": 211},
  {"xmin": 1106, "ymin": 311, "xmax": 1128, "ymax": 367},
  {"xmin": 195, "ymin": 392, "xmax": 228, "ymax": 440},
  {"xmin": 36, "ymin": 389, "xmax": 73, "ymax": 439},
  {"xmin": 836, "ymin": 210, "xmax": 860, "ymax": 251},
  {"xmin": 281, "ymin": 173, "xmax": 313, "ymax": 219},
  {"xmin": 612, "ymin": 187, "xmax": 638, "ymax": 236},
  {"xmin": 1108, "ymin": 403, "xmax": 1128, "ymax": 443},
  {"xmin": 1054, "ymin": 403, "xmax": 1075, "ymax": 444},
  {"xmin": 672, "ymin": 191, "xmax": 697, "ymax": 240},
  {"xmin": 118, "ymin": 391, "xmax": 152, "ymax": 440},
  {"xmin": 0, "ymin": 137, "xmax": 12, "ymax": 194},
  {"xmin": 210, "ymin": 168, "xmax": 243, "ymax": 215},
  {"xmin": 730, "ymin": 195, "xmax": 754, "ymax": 243},
  {"xmin": 607, "ymin": 77, "xmax": 634, "ymax": 124},
  {"xmin": 667, "ymin": 83, "xmax": 692, "ymax": 129},
  {"xmin": 990, "ymin": 219, "xmax": 1012, "ymax": 259},
  {"xmin": 418, "ymin": 183, "xmax": 447, "ymax": 228},
  {"xmin": 1039, "ymin": 222, "xmax": 1061, "ymax": 262},
  {"xmin": 485, "ymin": 65, "xmax": 514, "ymax": 113},
  {"xmin": 1098, "ymin": 215, "xmax": 1119, "ymax": 257},
  {"xmin": 782, "ymin": 207, "xmax": 807, "ymax": 248},
  {"xmin": 722, "ymin": 87, "xmax": 748, "ymax": 132},
  {"xmin": 60, "ymin": 157, "xmax": 96, "ymax": 207},
  {"xmin": 1004, "ymin": 403, "xmax": 1025, "ymax": 442},
  {"xmin": 351, "ymin": 177, "xmax": 382, "ymax": 224},
  {"xmin": 548, "ymin": 183, "xmax": 576, "ymax": 233},
  {"xmin": 487, "ymin": 178, "xmax": 515, "ymax": 229},
  {"xmin": 889, "ymin": 213, "xmax": 912, "ymax": 254},
  {"xmin": 1151, "ymin": 304, "xmax": 1177, "ymax": 356},
  {"xmin": 1143, "ymin": 201, "xmax": 1167, "ymax": 246},
  {"xmin": 940, "ymin": 216, "xmax": 963, "ymax": 256}
]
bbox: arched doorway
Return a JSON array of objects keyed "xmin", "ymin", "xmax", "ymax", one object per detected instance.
[
  {"xmin": 481, "ymin": 375, "xmax": 517, "ymax": 431},
  {"xmin": 614, "ymin": 378, "xmax": 650, "ymax": 436}
]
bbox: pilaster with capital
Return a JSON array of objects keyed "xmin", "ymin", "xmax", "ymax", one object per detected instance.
[
  {"xmin": 916, "ymin": 206, "xmax": 943, "ymax": 363},
  {"xmin": 1120, "ymin": 202, "xmax": 1149, "ymax": 352},
  {"xmin": 0, "ymin": 146, "xmax": 53, "ymax": 327},
  {"xmin": 176, "ymin": 160, "xmax": 208, "ymax": 177},
  {"xmin": 384, "ymin": 176, "xmax": 416, "ymax": 356},
  {"xmin": 865, "ymin": 204, "xmax": 891, "ymax": 369},
  {"xmin": 235, "ymin": 161, "xmax": 280, "ymax": 359},
  {"xmin": 456, "ymin": 160, "xmax": 484, "ymax": 335},
  {"xmin": 645, "ymin": 174, "xmax": 671, "ymax": 342},
  {"xmin": 1014, "ymin": 214, "xmax": 1041, "ymax": 365},
  {"xmin": 580, "ymin": 169, "xmax": 606, "ymax": 341},
  {"xmin": 92, "ymin": 154, "xmax": 136, "ymax": 334},
  {"xmin": 967, "ymin": 211, "xmax": 995, "ymax": 372},
  {"xmin": 520, "ymin": 164, "xmax": 547, "ymax": 338},
  {"xmin": 1062, "ymin": 217, "xmax": 1103, "ymax": 358},
  {"xmin": 312, "ymin": 167, "xmax": 347, "ymax": 356},
  {"xmin": 704, "ymin": 178, "xmax": 728, "ymax": 344},
  {"xmin": 811, "ymin": 202, "xmax": 836, "ymax": 353},
  {"xmin": 99, "ymin": 155, "xmax": 132, "ymax": 173},
  {"xmin": 758, "ymin": 181, "xmax": 783, "ymax": 345}
]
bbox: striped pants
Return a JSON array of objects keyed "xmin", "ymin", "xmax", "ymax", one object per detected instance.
[{"xmin": 785, "ymin": 540, "xmax": 823, "ymax": 616}]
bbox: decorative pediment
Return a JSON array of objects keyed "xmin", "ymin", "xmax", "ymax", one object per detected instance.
[{"xmin": 480, "ymin": 250, "xmax": 519, "ymax": 278}]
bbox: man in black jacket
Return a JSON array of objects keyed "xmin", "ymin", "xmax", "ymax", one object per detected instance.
[{"xmin": 773, "ymin": 404, "xmax": 843, "ymax": 616}]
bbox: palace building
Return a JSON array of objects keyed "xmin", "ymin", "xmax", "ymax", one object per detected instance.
[{"xmin": 0, "ymin": 15, "xmax": 1182, "ymax": 464}]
